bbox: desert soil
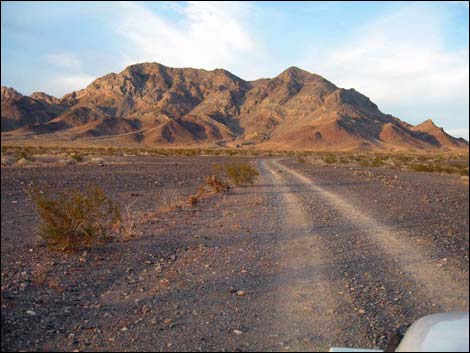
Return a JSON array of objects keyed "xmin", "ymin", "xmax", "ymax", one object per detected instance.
[{"xmin": 1, "ymin": 156, "xmax": 469, "ymax": 352}]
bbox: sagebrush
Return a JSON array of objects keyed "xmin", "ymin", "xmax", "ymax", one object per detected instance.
[
  {"xmin": 27, "ymin": 184, "xmax": 121, "ymax": 251},
  {"xmin": 223, "ymin": 163, "xmax": 259, "ymax": 186}
]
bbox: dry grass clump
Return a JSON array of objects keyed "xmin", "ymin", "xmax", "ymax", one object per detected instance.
[
  {"xmin": 223, "ymin": 163, "xmax": 259, "ymax": 186},
  {"xmin": 187, "ymin": 186, "xmax": 210, "ymax": 206},
  {"xmin": 121, "ymin": 199, "xmax": 144, "ymax": 241},
  {"xmin": 15, "ymin": 149, "xmax": 35, "ymax": 162},
  {"xmin": 27, "ymin": 184, "xmax": 121, "ymax": 251},
  {"xmin": 322, "ymin": 153, "xmax": 337, "ymax": 164},
  {"xmin": 297, "ymin": 156, "xmax": 307, "ymax": 164},
  {"xmin": 206, "ymin": 175, "xmax": 231, "ymax": 193},
  {"xmin": 70, "ymin": 152, "xmax": 85, "ymax": 162}
]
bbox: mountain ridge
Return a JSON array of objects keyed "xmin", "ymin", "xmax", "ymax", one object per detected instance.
[{"xmin": 1, "ymin": 62, "xmax": 468, "ymax": 151}]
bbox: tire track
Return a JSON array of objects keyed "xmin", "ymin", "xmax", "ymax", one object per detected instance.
[
  {"xmin": 259, "ymin": 160, "xmax": 344, "ymax": 352},
  {"xmin": 271, "ymin": 158, "xmax": 469, "ymax": 312}
]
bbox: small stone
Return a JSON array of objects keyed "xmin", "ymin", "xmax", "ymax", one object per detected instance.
[
  {"xmin": 236, "ymin": 290, "xmax": 246, "ymax": 297},
  {"xmin": 358, "ymin": 309, "xmax": 366, "ymax": 315},
  {"xmin": 26, "ymin": 310, "xmax": 37, "ymax": 316},
  {"xmin": 121, "ymin": 327, "xmax": 128, "ymax": 331},
  {"xmin": 233, "ymin": 329, "xmax": 243, "ymax": 335}
]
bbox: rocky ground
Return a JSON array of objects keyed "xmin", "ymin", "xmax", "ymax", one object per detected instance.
[{"xmin": 1, "ymin": 156, "xmax": 468, "ymax": 352}]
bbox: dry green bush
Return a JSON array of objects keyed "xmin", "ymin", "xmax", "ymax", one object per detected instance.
[
  {"xmin": 27, "ymin": 184, "xmax": 121, "ymax": 251},
  {"xmin": 223, "ymin": 163, "xmax": 259, "ymax": 186}
]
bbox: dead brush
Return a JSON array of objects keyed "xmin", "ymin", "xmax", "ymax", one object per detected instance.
[
  {"xmin": 121, "ymin": 198, "xmax": 143, "ymax": 241},
  {"xmin": 187, "ymin": 186, "xmax": 208, "ymax": 206},
  {"xmin": 206, "ymin": 175, "xmax": 230, "ymax": 193},
  {"xmin": 159, "ymin": 191, "xmax": 184, "ymax": 213}
]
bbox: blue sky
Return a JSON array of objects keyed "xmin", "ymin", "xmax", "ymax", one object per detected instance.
[{"xmin": 1, "ymin": 1, "xmax": 469, "ymax": 139}]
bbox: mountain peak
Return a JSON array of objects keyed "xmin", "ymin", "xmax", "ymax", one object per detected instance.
[
  {"xmin": 30, "ymin": 92, "xmax": 59, "ymax": 104},
  {"xmin": 416, "ymin": 119, "xmax": 441, "ymax": 130},
  {"xmin": 2, "ymin": 62, "xmax": 468, "ymax": 151},
  {"xmin": 1, "ymin": 86, "xmax": 22, "ymax": 99},
  {"xmin": 278, "ymin": 66, "xmax": 311, "ymax": 78}
]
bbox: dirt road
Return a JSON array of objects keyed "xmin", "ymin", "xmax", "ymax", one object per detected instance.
[
  {"xmin": 257, "ymin": 158, "xmax": 469, "ymax": 350},
  {"xmin": 2, "ymin": 156, "xmax": 468, "ymax": 351}
]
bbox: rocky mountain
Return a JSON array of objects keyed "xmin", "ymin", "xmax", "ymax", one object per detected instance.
[
  {"xmin": 1, "ymin": 87, "xmax": 66, "ymax": 131},
  {"xmin": 1, "ymin": 63, "xmax": 468, "ymax": 151}
]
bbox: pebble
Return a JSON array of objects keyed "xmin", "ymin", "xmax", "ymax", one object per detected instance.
[
  {"xmin": 26, "ymin": 310, "xmax": 37, "ymax": 316},
  {"xmin": 233, "ymin": 330, "xmax": 243, "ymax": 335}
]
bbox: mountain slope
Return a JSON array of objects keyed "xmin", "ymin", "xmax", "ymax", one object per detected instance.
[
  {"xmin": 1, "ymin": 63, "xmax": 468, "ymax": 151},
  {"xmin": 1, "ymin": 87, "xmax": 66, "ymax": 131}
]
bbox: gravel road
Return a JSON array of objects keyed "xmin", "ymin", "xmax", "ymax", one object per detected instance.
[{"xmin": 1, "ymin": 156, "xmax": 468, "ymax": 351}]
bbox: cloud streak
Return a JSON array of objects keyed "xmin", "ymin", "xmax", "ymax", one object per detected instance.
[
  {"xmin": 46, "ymin": 52, "xmax": 82, "ymax": 70},
  {"xmin": 447, "ymin": 128, "xmax": 469, "ymax": 140},
  {"xmin": 114, "ymin": 1, "xmax": 268, "ymax": 79},
  {"xmin": 300, "ymin": 4, "xmax": 469, "ymax": 126}
]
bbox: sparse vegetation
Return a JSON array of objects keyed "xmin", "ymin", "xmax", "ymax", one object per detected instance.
[
  {"xmin": 304, "ymin": 151, "xmax": 469, "ymax": 177},
  {"xmin": 206, "ymin": 175, "xmax": 230, "ymax": 193},
  {"xmin": 121, "ymin": 199, "xmax": 142, "ymax": 241},
  {"xmin": 187, "ymin": 186, "xmax": 208, "ymax": 205},
  {"xmin": 15, "ymin": 149, "xmax": 34, "ymax": 162},
  {"xmin": 223, "ymin": 163, "xmax": 259, "ymax": 186},
  {"xmin": 27, "ymin": 184, "xmax": 121, "ymax": 251},
  {"xmin": 70, "ymin": 153, "xmax": 85, "ymax": 162},
  {"xmin": 322, "ymin": 154, "xmax": 337, "ymax": 164},
  {"xmin": 2, "ymin": 144, "xmax": 467, "ymax": 177},
  {"xmin": 297, "ymin": 156, "xmax": 306, "ymax": 164}
]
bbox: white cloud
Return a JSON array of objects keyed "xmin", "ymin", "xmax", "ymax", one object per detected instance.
[
  {"xmin": 447, "ymin": 128, "xmax": 469, "ymax": 140},
  {"xmin": 46, "ymin": 52, "xmax": 82, "ymax": 70},
  {"xmin": 47, "ymin": 74, "xmax": 96, "ymax": 97},
  {"xmin": 448, "ymin": 1, "xmax": 469, "ymax": 9},
  {"xmin": 114, "ymin": 1, "xmax": 269, "ymax": 79},
  {"xmin": 300, "ymin": 4, "xmax": 469, "ymax": 122}
]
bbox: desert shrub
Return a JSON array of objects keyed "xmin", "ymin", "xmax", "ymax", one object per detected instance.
[
  {"xmin": 224, "ymin": 163, "xmax": 259, "ymax": 186},
  {"xmin": 339, "ymin": 156, "xmax": 350, "ymax": 164},
  {"xmin": 70, "ymin": 153, "xmax": 84, "ymax": 162},
  {"xmin": 359, "ymin": 159, "xmax": 370, "ymax": 167},
  {"xmin": 27, "ymin": 184, "xmax": 121, "ymax": 251},
  {"xmin": 322, "ymin": 154, "xmax": 337, "ymax": 164},
  {"xmin": 187, "ymin": 186, "xmax": 208, "ymax": 206},
  {"xmin": 121, "ymin": 199, "xmax": 142, "ymax": 241},
  {"xmin": 417, "ymin": 155, "xmax": 429, "ymax": 162},
  {"xmin": 188, "ymin": 194, "xmax": 199, "ymax": 206},
  {"xmin": 16, "ymin": 150, "xmax": 34, "ymax": 162},
  {"xmin": 370, "ymin": 158, "xmax": 385, "ymax": 168},
  {"xmin": 410, "ymin": 163, "xmax": 433, "ymax": 173},
  {"xmin": 392, "ymin": 160, "xmax": 403, "ymax": 169},
  {"xmin": 206, "ymin": 175, "xmax": 230, "ymax": 193}
]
